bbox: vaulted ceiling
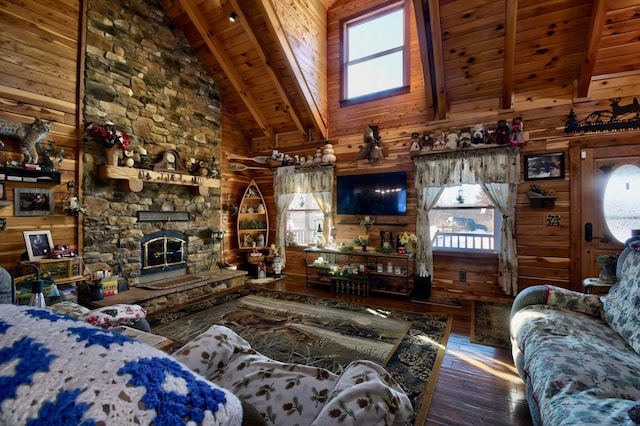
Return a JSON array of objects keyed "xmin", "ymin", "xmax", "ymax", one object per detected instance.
[{"xmin": 163, "ymin": 0, "xmax": 640, "ymax": 145}]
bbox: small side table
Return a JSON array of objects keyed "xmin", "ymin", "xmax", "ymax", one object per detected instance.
[{"xmin": 582, "ymin": 277, "xmax": 614, "ymax": 294}]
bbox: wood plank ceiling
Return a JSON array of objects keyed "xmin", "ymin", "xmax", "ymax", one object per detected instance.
[{"xmin": 163, "ymin": 0, "xmax": 640, "ymax": 146}]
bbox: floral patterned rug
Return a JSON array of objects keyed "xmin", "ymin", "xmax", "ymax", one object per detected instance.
[
  {"xmin": 149, "ymin": 288, "xmax": 451, "ymax": 425},
  {"xmin": 470, "ymin": 300, "xmax": 512, "ymax": 348}
]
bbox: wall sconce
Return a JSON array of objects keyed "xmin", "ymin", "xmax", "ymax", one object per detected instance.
[{"xmin": 229, "ymin": 12, "xmax": 238, "ymax": 22}]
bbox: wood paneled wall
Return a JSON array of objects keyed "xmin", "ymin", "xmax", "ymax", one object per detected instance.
[{"xmin": 0, "ymin": 0, "xmax": 83, "ymax": 270}]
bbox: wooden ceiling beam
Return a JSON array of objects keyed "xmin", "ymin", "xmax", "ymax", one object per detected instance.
[
  {"xmin": 577, "ymin": 0, "xmax": 607, "ymax": 98},
  {"xmin": 413, "ymin": 0, "xmax": 435, "ymax": 122},
  {"xmin": 176, "ymin": 0, "xmax": 275, "ymax": 143},
  {"xmin": 426, "ymin": 0, "xmax": 448, "ymax": 120},
  {"xmin": 229, "ymin": 0, "xmax": 308, "ymax": 141},
  {"xmin": 501, "ymin": 0, "xmax": 517, "ymax": 110},
  {"xmin": 255, "ymin": 0, "xmax": 328, "ymax": 139}
]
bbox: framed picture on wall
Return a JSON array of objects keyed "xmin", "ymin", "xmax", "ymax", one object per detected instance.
[
  {"xmin": 23, "ymin": 230, "xmax": 54, "ymax": 261},
  {"xmin": 14, "ymin": 188, "xmax": 55, "ymax": 216},
  {"xmin": 0, "ymin": 183, "xmax": 6, "ymax": 201},
  {"xmin": 524, "ymin": 152, "xmax": 565, "ymax": 181}
]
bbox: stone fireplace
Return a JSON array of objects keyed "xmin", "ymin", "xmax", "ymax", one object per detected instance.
[{"xmin": 81, "ymin": 0, "xmax": 223, "ymax": 287}]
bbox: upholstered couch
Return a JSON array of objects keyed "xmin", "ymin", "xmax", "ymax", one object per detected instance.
[
  {"xmin": 0, "ymin": 304, "xmax": 413, "ymax": 425},
  {"xmin": 510, "ymin": 239, "xmax": 640, "ymax": 425}
]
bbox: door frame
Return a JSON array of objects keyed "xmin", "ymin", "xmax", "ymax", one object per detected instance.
[{"xmin": 569, "ymin": 130, "xmax": 640, "ymax": 289}]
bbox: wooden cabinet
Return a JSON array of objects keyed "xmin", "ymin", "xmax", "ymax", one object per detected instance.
[
  {"xmin": 237, "ymin": 179, "xmax": 269, "ymax": 250},
  {"xmin": 15, "ymin": 257, "xmax": 86, "ymax": 304},
  {"xmin": 305, "ymin": 248, "xmax": 414, "ymax": 298}
]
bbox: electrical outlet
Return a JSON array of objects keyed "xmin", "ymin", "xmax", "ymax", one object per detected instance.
[{"xmin": 459, "ymin": 271, "xmax": 466, "ymax": 282}]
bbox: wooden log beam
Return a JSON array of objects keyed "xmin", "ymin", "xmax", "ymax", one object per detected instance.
[
  {"xmin": 253, "ymin": 0, "xmax": 328, "ymax": 139},
  {"xmin": 426, "ymin": 0, "xmax": 448, "ymax": 120},
  {"xmin": 230, "ymin": 0, "xmax": 308, "ymax": 141},
  {"xmin": 176, "ymin": 0, "xmax": 275, "ymax": 144},
  {"xmin": 577, "ymin": 0, "xmax": 607, "ymax": 98}
]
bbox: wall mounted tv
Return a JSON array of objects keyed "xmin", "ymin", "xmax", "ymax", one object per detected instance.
[{"xmin": 337, "ymin": 171, "xmax": 407, "ymax": 216}]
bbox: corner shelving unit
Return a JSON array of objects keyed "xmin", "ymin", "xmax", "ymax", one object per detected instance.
[{"xmin": 237, "ymin": 179, "xmax": 269, "ymax": 250}]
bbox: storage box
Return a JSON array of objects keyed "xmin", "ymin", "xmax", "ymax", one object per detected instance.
[{"xmin": 100, "ymin": 278, "xmax": 119, "ymax": 297}]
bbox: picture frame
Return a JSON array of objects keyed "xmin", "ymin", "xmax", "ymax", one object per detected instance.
[
  {"xmin": 23, "ymin": 230, "xmax": 54, "ymax": 261},
  {"xmin": 524, "ymin": 152, "xmax": 565, "ymax": 181},
  {"xmin": 14, "ymin": 187, "xmax": 55, "ymax": 216},
  {"xmin": 0, "ymin": 182, "xmax": 5, "ymax": 201}
]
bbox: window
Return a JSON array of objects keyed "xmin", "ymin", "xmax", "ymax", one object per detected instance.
[
  {"xmin": 286, "ymin": 194, "xmax": 324, "ymax": 245},
  {"xmin": 429, "ymin": 185, "xmax": 501, "ymax": 252},
  {"xmin": 342, "ymin": 2, "xmax": 408, "ymax": 102}
]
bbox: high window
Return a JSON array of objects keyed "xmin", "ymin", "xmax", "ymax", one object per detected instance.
[
  {"xmin": 429, "ymin": 185, "xmax": 501, "ymax": 252},
  {"xmin": 341, "ymin": 1, "xmax": 408, "ymax": 102}
]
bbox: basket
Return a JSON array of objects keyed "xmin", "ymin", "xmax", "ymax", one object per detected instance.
[{"xmin": 248, "ymin": 254, "xmax": 265, "ymax": 264}]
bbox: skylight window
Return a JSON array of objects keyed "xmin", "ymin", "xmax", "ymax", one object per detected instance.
[{"xmin": 342, "ymin": 2, "xmax": 408, "ymax": 101}]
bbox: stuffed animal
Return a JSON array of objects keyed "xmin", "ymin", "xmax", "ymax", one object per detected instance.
[
  {"xmin": 495, "ymin": 120, "xmax": 510, "ymax": 145},
  {"xmin": 353, "ymin": 125, "xmax": 384, "ymax": 163},
  {"xmin": 471, "ymin": 124, "xmax": 484, "ymax": 146},
  {"xmin": 509, "ymin": 117, "xmax": 526, "ymax": 146}
]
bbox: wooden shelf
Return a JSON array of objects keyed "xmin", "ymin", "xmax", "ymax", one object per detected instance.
[
  {"xmin": 0, "ymin": 166, "xmax": 61, "ymax": 184},
  {"xmin": 99, "ymin": 165, "xmax": 220, "ymax": 195},
  {"xmin": 238, "ymin": 180, "xmax": 269, "ymax": 249}
]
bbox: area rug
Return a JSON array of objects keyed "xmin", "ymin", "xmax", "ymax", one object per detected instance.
[
  {"xmin": 470, "ymin": 300, "xmax": 512, "ymax": 348},
  {"xmin": 150, "ymin": 288, "xmax": 451, "ymax": 425}
]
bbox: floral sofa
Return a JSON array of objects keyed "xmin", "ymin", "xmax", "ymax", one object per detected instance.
[
  {"xmin": 510, "ymin": 238, "xmax": 640, "ymax": 425},
  {"xmin": 0, "ymin": 304, "xmax": 412, "ymax": 425}
]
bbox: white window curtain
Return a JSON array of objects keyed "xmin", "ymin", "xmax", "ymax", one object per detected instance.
[
  {"xmin": 274, "ymin": 166, "xmax": 334, "ymax": 264},
  {"xmin": 413, "ymin": 147, "xmax": 520, "ymax": 295}
]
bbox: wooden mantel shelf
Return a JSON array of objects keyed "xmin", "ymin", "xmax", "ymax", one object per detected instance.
[{"xmin": 99, "ymin": 165, "xmax": 220, "ymax": 195}]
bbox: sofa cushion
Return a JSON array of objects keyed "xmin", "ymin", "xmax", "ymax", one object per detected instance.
[
  {"xmin": 629, "ymin": 402, "xmax": 640, "ymax": 424},
  {"xmin": 0, "ymin": 305, "xmax": 242, "ymax": 425},
  {"xmin": 601, "ymin": 248, "xmax": 640, "ymax": 355},
  {"xmin": 78, "ymin": 303, "xmax": 147, "ymax": 329},
  {"xmin": 512, "ymin": 304, "xmax": 640, "ymax": 425}
]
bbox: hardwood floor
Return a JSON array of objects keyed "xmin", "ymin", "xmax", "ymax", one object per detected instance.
[{"xmin": 264, "ymin": 276, "xmax": 533, "ymax": 426}]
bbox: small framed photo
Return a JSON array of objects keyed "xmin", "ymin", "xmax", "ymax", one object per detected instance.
[
  {"xmin": 23, "ymin": 230, "xmax": 54, "ymax": 261},
  {"xmin": 0, "ymin": 183, "xmax": 5, "ymax": 201},
  {"xmin": 14, "ymin": 187, "xmax": 54, "ymax": 216},
  {"xmin": 524, "ymin": 152, "xmax": 565, "ymax": 181}
]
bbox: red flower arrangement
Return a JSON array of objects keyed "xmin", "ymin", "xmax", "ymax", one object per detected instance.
[{"xmin": 86, "ymin": 121, "xmax": 130, "ymax": 150}]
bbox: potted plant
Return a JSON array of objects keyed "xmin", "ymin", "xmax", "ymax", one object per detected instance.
[{"xmin": 596, "ymin": 254, "xmax": 618, "ymax": 284}]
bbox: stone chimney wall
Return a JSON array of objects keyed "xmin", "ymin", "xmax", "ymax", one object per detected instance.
[{"xmin": 82, "ymin": 0, "xmax": 222, "ymax": 285}]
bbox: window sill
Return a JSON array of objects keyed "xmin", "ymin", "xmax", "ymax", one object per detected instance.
[{"xmin": 433, "ymin": 250, "xmax": 498, "ymax": 260}]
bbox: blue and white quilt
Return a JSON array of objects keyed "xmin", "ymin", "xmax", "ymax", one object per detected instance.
[{"xmin": 0, "ymin": 304, "xmax": 242, "ymax": 425}]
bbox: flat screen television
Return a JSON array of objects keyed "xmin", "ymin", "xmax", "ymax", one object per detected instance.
[{"xmin": 337, "ymin": 171, "xmax": 407, "ymax": 216}]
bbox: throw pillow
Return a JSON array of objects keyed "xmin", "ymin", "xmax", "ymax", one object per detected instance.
[
  {"xmin": 0, "ymin": 305, "xmax": 242, "ymax": 425},
  {"xmin": 629, "ymin": 401, "xmax": 640, "ymax": 424},
  {"xmin": 601, "ymin": 249, "xmax": 640, "ymax": 355}
]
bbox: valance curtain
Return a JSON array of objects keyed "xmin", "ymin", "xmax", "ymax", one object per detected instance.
[
  {"xmin": 413, "ymin": 147, "xmax": 520, "ymax": 295},
  {"xmin": 273, "ymin": 166, "xmax": 334, "ymax": 265}
]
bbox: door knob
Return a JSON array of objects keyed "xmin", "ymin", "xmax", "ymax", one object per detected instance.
[{"xmin": 584, "ymin": 223, "xmax": 612, "ymax": 243}]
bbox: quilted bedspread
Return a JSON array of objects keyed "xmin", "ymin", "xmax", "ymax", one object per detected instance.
[{"xmin": 0, "ymin": 304, "xmax": 242, "ymax": 425}]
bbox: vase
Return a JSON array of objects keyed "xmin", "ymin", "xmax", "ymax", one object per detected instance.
[
  {"xmin": 104, "ymin": 145, "xmax": 121, "ymax": 166},
  {"xmin": 405, "ymin": 242, "xmax": 414, "ymax": 255}
]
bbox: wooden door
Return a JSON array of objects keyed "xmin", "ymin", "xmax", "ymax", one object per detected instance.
[{"xmin": 579, "ymin": 145, "xmax": 640, "ymax": 281}]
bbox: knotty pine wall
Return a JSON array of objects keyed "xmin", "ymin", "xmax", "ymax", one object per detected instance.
[
  {"xmin": 0, "ymin": 0, "xmax": 83, "ymax": 269},
  {"xmin": 225, "ymin": 0, "xmax": 640, "ymax": 298}
]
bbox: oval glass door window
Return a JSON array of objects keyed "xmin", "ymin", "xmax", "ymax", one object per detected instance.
[{"xmin": 603, "ymin": 164, "xmax": 640, "ymax": 243}]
